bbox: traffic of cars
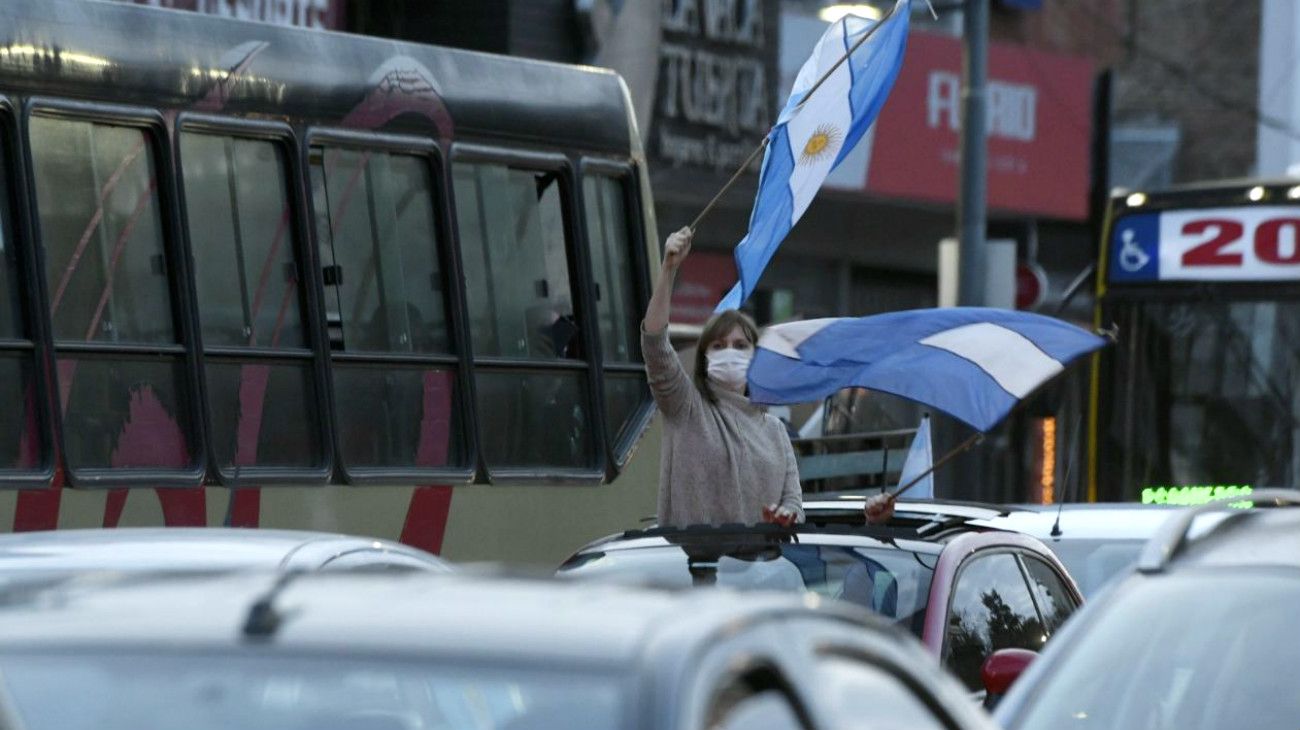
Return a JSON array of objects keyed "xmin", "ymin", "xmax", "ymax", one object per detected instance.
[{"xmin": 0, "ymin": 492, "xmax": 1293, "ymax": 730}]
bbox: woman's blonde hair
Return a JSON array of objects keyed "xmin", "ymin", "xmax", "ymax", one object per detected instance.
[{"xmin": 693, "ymin": 309, "xmax": 759, "ymax": 403}]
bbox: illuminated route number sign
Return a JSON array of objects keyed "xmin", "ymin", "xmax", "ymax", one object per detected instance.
[{"xmin": 1109, "ymin": 206, "xmax": 1300, "ymax": 282}]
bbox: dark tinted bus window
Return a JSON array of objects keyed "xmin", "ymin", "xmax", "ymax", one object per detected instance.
[
  {"xmin": 30, "ymin": 117, "xmax": 195, "ymax": 473},
  {"xmin": 309, "ymin": 145, "xmax": 465, "ymax": 474},
  {"xmin": 453, "ymin": 163, "xmax": 580, "ymax": 360},
  {"xmin": 453, "ymin": 160, "xmax": 596, "ymax": 471},
  {"xmin": 181, "ymin": 133, "xmax": 322, "ymax": 475},
  {"xmin": 0, "ymin": 153, "xmax": 39, "ymax": 472},
  {"xmin": 582, "ymin": 175, "xmax": 638, "ymax": 364},
  {"xmin": 30, "ymin": 119, "xmax": 173, "ymax": 345},
  {"xmin": 312, "ymin": 148, "xmax": 449, "ymax": 354}
]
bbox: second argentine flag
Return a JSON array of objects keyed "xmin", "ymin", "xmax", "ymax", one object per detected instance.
[{"xmin": 716, "ymin": 1, "xmax": 910, "ymax": 312}]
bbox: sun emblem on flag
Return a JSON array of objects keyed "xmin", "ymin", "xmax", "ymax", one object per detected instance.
[{"xmin": 799, "ymin": 124, "xmax": 842, "ymax": 166}]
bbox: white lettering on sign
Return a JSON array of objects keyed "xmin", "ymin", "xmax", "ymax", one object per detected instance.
[
  {"xmin": 660, "ymin": 43, "xmax": 769, "ymax": 136},
  {"xmin": 1160, "ymin": 206, "xmax": 1300, "ymax": 281},
  {"xmin": 926, "ymin": 71, "xmax": 1037, "ymax": 142},
  {"xmin": 127, "ymin": 0, "xmax": 335, "ymax": 29}
]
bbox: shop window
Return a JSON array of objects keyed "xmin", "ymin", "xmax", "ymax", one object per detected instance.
[
  {"xmin": 30, "ymin": 117, "xmax": 195, "ymax": 474},
  {"xmin": 310, "ymin": 144, "xmax": 464, "ymax": 477},
  {"xmin": 181, "ymin": 132, "xmax": 323, "ymax": 477},
  {"xmin": 453, "ymin": 159, "xmax": 596, "ymax": 473}
]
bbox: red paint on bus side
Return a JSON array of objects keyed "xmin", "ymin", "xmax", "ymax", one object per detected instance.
[
  {"xmin": 228, "ymin": 488, "xmax": 261, "ymax": 528},
  {"xmin": 400, "ymin": 486, "xmax": 453, "ymax": 554}
]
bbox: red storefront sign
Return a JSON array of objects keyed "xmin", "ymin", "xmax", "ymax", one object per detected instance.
[
  {"xmin": 671, "ymin": 251, "xmax": 738, "ymax": 324},
  {"xmin": 862, "ymin": 32, "xmax": 1094, "ymax": 221}
]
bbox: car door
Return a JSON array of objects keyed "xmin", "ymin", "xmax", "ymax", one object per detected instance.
[
  {"xmin": 941, "ymin": 551, "xmax": 1049, "ymax": 693},
  {"xmin": 673, "ymin": 622, "xmax": 815, "ymax": 730},
  {"xmin": 783, "ymin": 615, "xmax": 997, "ymax": 730}
]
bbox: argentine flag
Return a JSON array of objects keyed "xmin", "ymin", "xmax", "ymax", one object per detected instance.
[
  {"xmin": 717, "ymin": 1, "xmax": 910, "ymax": 312},
  {"xmin": 897, "ymin": 415, "xmax": 934, "ymax": 498},
  {"xmin": 747, "ymin": 308, "xmax": 1108, "ymax": 433}
]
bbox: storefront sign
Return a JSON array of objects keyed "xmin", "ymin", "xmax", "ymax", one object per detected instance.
[
  {"xmin": 654, "ymin": 0, "xmax": 779, "ymax": 174},
  {"xmin": 1141, "ymin": 485, "xmax": 1253, "ymax": 505},
  {"xmin": 822, "ymin": 31, "xmax": 1094, "ymax": 221},
  {"xmin": 671, "ymin": 251, "xmax": 738, "ymax": 324},
  {"xmin": 122, "ymin": 0, "xmax": 345, "ymax": 30}
]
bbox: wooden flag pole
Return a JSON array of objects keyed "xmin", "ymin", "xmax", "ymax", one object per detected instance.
[
  {"xmin": 688, "ymin": 0, "xmax": 905, "ymax": 233},
  {"xmin": 886, "ymin": 431, "xmax": 983, "ymax": 501}
]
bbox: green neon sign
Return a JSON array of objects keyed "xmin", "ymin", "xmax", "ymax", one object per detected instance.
[{"xmin": 1141, "ymin": 485, "xmax": 1253, "ymax": 506}]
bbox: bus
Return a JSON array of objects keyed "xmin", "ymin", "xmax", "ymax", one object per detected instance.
[
  {"xmin": 1089, "ymin": 178, "xmax": 1300, "ymax": 504},
  {"xmin": 0, "ymin": 0, "xmax": 664, "ymax": 563}
]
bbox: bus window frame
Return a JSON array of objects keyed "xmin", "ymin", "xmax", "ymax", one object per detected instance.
[
  {"xmin": 0, "ymin": 95, "xmax": 54, "ymax": 488},
  {"xmin": 449, "ymin": 142, "xmax": 606, "ymax": 485},
  {"xmin": 576, "ymin": 157, "xmax": 655, "ymax": 475},
  {"xmin": 22, "ymin": 97, "xmax": 206, "ymax": 489},
  {"xmin": 174, "ymin": 113, "xmax": 335, "ymax": 487},
  {"xmin": 304, "ymin": 127, "xmax": 476, "ymax": 486}
]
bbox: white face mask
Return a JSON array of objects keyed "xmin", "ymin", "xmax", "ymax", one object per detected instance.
[{"xmin": 706, "ymin": 348, "xmax": 752, "ymax": 391}]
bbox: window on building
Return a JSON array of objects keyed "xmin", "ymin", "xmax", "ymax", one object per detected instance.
[
  {"xmin": 180, "ymin": 131, "xmax": 325, "ymax": 478},
  {"xmin": 30, "ymin": 116, "xmax": 196, "ymax": 475},
  {"xmin": 453, "ymin": 160, "xmax": 595, "ymax": 472},
  {"xmin": 943, "ymin": 552, "xmax": 1047, "ymax": 691},
  {"xmin": 0, "ymin": 139, "xmax": 41, "ymax": 475},
  {"xmin": 310, "ymin": 144, "xmax": 465, "ymax": 477},
  {"xmin": 582, "ymin": 173, "xmax": 650, "ymax": 458}
]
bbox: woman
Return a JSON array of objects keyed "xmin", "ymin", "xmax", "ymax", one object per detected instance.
[{"xmin": 642, "ymin": 226, "xmax": 803, "ymax": 527}]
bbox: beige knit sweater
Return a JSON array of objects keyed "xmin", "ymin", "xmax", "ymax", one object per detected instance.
[{"xmin": 643, "ymin": 326, "xmax": 804, "ymax": 527}]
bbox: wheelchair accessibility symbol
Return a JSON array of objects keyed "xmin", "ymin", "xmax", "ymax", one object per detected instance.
[{"xmin": 1118, "ymin": 228, "xmax": 1151, "ymax": 273}]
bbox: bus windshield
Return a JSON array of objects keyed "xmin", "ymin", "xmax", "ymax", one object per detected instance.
[{"xmin": 1104, "ymin": 293, "xmax": 1300, "ymax": 493}]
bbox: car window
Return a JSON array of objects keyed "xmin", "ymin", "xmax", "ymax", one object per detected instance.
[
  {"xmin": 1008, "ymin": 572, "xmax": 1300, "ymax": 730},
  {"xmin": 558, "ymin": 542, "xmax": 935, "ymax": 637},
  {"xmin": 1043, "ymin": 539, "xmax": 1145, "ymax": 598},
  {"xmin": 0, "ymin": 652, "xmax": 624, "ymax": 730},
  {"xmin": 816, "ymin": 654, "xmax": 950, "ymax": 730},
  {"xmin": 1020, "ymin": 556, "xmax": 1077, "ymax": 633},
  {"xmin": 943, "ymin": 552, "xmax": 1046, "ymax": 691}
]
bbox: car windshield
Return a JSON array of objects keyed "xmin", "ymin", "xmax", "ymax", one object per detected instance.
[
  {"xmin": 560, "ymin": 542, "xmax": 935, "ymax": 637},
  {"xmin": 1042, "ymin": 538, "xmax": 1146, "ymax": 597},
  {"xmin": 1009, "ymin": 570, "xmax": 1300, "ymax": 730},
  {"xmin": 0, "ymin": 652, "xmax": 625, "ymax": 730}
]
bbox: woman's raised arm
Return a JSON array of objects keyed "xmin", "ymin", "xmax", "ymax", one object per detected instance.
[{"xmin": 643, "ymin": 226, "xmax": 692, "ymax": 333}]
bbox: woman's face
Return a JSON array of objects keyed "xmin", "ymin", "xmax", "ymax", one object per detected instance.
[{"xmin": 706, "ymin": 324, "xmax": 754, "ymax": 354}]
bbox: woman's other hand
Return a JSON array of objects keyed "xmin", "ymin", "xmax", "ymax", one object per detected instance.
[
  {"xmin": 663, "ymin": 226, "xmax": 692, "ymax": 271},
  {"xmin": 762, "ymin": 503, "xmax": 797, "ymax": 527},
  {"xmin": 864, "ymin": 493, "xmax": 895, "ymax": 524}
]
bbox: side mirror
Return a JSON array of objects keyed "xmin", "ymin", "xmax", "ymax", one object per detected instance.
[{"xmin": 981, "ymin": 648, "xmax": 1037, "ymax": 707}]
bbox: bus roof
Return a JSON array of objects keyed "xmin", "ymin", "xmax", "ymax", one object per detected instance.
[{"xmin": 0, "ymin": 0, "xmax": 634, "ymax": 154}]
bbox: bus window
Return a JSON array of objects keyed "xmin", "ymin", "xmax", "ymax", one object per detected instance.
[
  {"xmin": 0, "ymin": 141, "xmax": 40, "ymax": 474},
  {"xmin": 309, "ymin": 145, "xmax": 465, "ymax": 477},
  {"xmin": 29, "ymin": 116, "xmax": 196, "ymax": 475},
  {"xmin": 453, "ymin": 161, "xmax": 596, "ymax": 473},
  {"xmin": 180, "ymin": 132, "xmax": 324, "ymax": 478},
  {"xmin": 582, "ymin": 173, "xmax": 649, "ymax": 458}
]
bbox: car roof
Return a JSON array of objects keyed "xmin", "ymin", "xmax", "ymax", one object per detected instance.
[
  {"xmin": 1178, "ymin": 509, "xmax": 1300, "ymax": 569},
  {"xmin": 574, "ymin": 523, "xmax": 952, "ymax": 558},
  {"xmin": 0, "ymin": 528, "xmax": 448, "ymax": 573},
  {"xmin": 969, "ymin": 504, "xmax": 1176, "ymax": 540},
  {"xmin": 0, "ymin": 571, "xmax": 871, "ymax": 666}
]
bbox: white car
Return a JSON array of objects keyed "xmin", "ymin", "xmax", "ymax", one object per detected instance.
[
  {"xmin": 802, "ymin": 495, "xmax": 1175, "ymax": 597},
  {"xmin": 0, "ymin": 528, "xmax": 452, "ymax": 574}
]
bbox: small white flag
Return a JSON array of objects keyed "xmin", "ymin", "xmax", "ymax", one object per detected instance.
[{"xmin": 897, "ymin": 414, "xmax": 933, "ymax": 499}]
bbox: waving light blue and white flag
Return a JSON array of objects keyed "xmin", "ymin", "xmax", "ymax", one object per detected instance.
[
  {"xmin": 896, "ymin": 415, "xmax": 933, "ymax": 498},
  {"xmin": 748, "ymin": 308, "xmax": 1108, "ymax": 433},
  {"xmin": 716, "ymin": 1, "xmax": 910, "ymax": 312}
]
